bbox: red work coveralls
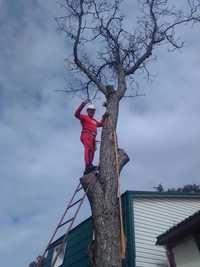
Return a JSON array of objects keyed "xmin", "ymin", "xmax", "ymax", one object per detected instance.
[{"xmin": 74, "ymin": 102, "xmax": 104, "ymax": 167}]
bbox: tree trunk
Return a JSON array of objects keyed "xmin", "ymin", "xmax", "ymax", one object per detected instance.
[{"xmin": 81, "ymin": 92, "xmax": 129, "ymax": 267}]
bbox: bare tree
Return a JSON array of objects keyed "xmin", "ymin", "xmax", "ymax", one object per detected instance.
[{"xmin": 56, "ymin": 1, "xmax": 200, "ymax": 266}]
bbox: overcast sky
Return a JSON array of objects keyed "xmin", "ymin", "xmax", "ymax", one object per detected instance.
[{"xmin": 0, "ymin": 1, "xmax": 200, "ymax": 267}]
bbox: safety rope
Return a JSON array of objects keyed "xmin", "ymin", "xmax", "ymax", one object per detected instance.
[{"xmin": 108, "ymin": 118, "xmax": 126, "ymax": 259}]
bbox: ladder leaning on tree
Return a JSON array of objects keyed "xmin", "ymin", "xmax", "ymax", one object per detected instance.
[{"xmin": 38, "ymin": 182, "xmax": 91, "ymax": 267}]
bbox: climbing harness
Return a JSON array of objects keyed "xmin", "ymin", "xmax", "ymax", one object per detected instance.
[{"xmin": 81, "ymin": 129, "xmax": 97, "ymax": 137}]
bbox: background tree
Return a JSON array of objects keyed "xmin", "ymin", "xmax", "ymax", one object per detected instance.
[
  {"xmin": 56, "ymin": 1, "xmax": 200, "ymax": 266},
  {"xmin": 154, "ymin": 184, "xmax": 200, "ymax": 192},
  {"xmin": 154, "ymin": 184, "xmax": 164, "ymax": 192}
]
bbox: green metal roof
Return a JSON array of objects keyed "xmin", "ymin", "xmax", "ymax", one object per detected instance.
[
  {"xmin": 62, "ymin": 218, "xmax": 93, "ymax": 267},
  {"xmin": 123, "ymin": 190, "xmax": 200, "ymax": 199},
  {"xmin": 48, "ymin": 217, "xmax": 92, "ymax": 250}
]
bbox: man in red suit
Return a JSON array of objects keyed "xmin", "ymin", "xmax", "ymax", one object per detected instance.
[{"xmin": 75, "ymin": 100, "xmax": 107, "ymax": 174}]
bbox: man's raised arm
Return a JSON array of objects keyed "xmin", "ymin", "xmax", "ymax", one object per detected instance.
[{"xmin": 74, "ymin": 100, "xmax": 88, "ymax": 119}]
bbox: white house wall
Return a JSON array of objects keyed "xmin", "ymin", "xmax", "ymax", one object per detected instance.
[
  {"xmin": 133, "ymin": 198, "xmax": 200, "ymax": 267},
  {"xmin": 51, "ymin": 244, "xmax": 65, "ymax": 267},
  {"xmin": 173, "ymin": 236, "xmax": 200, "ymax": 267}
]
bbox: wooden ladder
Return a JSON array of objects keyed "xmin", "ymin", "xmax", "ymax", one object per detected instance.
[{"xmin": 41, "ymin": 182, "xmax": 88, "ymax": 267}]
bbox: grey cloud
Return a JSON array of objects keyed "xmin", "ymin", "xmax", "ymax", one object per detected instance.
[{"xmin": 0, "ymin": 1, "xmax": 200, "ymax": 267}]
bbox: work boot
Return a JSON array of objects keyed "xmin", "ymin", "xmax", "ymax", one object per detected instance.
[
  {"xmin": 84, "ymin": 165, "xmax": 91, "ymax": 175},
  {"xmin": 83, "ymin": 165, "xmax": 97, "ymax": 175},
  {"xmin": 90, "ymin": 165, "xmax": 98, "ymax": 171}
]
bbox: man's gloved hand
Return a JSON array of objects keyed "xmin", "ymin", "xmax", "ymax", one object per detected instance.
[{"xmin": 83, "ymin": 99, "xmax": 91, "ymax": 105}]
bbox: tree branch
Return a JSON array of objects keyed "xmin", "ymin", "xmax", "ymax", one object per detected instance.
[
  {"xmin": 118, "ymin": 148, "xmax": 130, "ymax": 173},
  {"xmin": 73, "ymin": 0, "xmax": 107, "ymax": 95},
  {"xmin": 125, "ymin": 0, "xmax": 158, "ymax": 76}
]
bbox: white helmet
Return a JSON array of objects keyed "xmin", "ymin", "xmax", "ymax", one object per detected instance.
[{"xmin": 87, "ymin": 104, "xmax": 96, "ymax": 110}]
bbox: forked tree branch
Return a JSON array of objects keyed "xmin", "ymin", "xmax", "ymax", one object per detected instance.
[
  {"xmin": 57, "ymin": 0, "xmax": 200, "ymax": 100},
  {"xmin": 73, "ymin": 0, "xmax": 107, "ymax": 95}
]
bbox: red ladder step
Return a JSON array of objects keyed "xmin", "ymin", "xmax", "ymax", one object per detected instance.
[
  {"xmin": 58, "ymin": 217, "xmax": 74, "ymax": 229},
  {"xmin": 67, "ymin": 197, "xmax": 84, "ymax": 209}
]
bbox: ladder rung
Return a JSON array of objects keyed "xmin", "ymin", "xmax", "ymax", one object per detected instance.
[
  {"xmin": 67, "ymin": 198, "xmax": 83, "ymax": 209},
  {"xmin": 58, "ymin": 217, "xmax": 74, "ymax": 229}
]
